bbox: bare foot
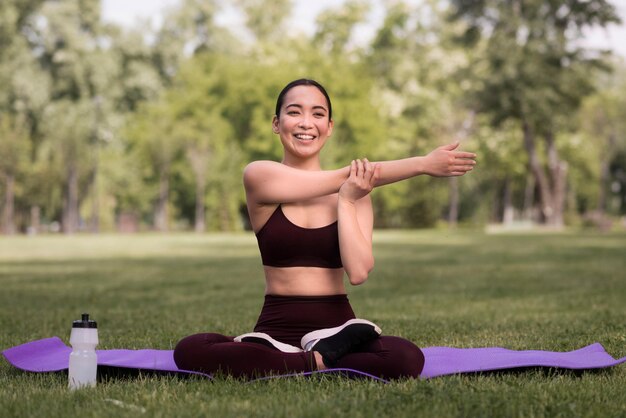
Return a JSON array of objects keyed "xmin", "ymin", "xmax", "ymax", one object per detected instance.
[{"xmin": 314, "ymin": 351, "xmax": 327, "ymax": 370}]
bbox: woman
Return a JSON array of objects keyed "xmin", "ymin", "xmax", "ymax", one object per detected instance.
[{"xmin": 173, "ymin": 79, "xmax": 477, "ymax": 379}]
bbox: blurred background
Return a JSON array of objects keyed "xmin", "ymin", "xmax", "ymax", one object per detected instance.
[{"xmin": 1, "ymin": 0, "xmax": 625, "ymax": 235}]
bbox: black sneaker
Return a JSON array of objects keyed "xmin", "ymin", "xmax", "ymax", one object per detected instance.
[
  {"xmin": 234, "ymin": 332, "xmax": 303, "ymax": 353},
  {"xmin": 300, "ymin": 319, "xmax": 382, "ymax": 366}
]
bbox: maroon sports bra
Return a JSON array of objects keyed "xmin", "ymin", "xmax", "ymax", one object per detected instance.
[{"xmin": 255, "ymin": 205, "xmax": 343, "ymax": 268}]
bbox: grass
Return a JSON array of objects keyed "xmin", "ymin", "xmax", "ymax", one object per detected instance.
[{"xmin": 1, "ymin": 230, "xmax": 625, "ymax": 417}]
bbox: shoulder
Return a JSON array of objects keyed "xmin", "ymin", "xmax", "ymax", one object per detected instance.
[
  {"xmin": 243, "ymin": 161, "xmax": 280, "ymax": 188},
  {"xmin": 243, "ymin": 160, "xmax": 280, "ymax": 177}
]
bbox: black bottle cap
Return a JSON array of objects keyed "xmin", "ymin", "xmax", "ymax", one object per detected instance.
[{"xmin": 72, "ymin": 313, "xmax": 97, "ymax": 328}]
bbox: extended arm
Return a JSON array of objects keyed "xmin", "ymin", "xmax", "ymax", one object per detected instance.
[
  {"xmin": 374, "ymin": 142, "xmax": 477, "ymax": 187},
  {"xmin": 243, "ymin": 142, "xmax": 476, "ymax": 205},
  {"xmin": 243, "ymin": 161, "xmax": 349, "ymax": 204},
  {"xmin": 336, "ymin": 143, "xmax": 476, "ymax": 285}
]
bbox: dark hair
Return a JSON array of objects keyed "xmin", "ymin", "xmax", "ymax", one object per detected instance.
[{"xmin": 274, "ymin": 79, "xmax": 332, "ymax": 120}]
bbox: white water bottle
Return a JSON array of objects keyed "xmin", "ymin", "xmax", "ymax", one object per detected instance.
[{"xmin": 68, "ymin": 313, "xmax": 98, "ymax": 390}]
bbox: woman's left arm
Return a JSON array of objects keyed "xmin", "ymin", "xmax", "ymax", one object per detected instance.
[{"xmin": 338, "ymin": 159, "xmax": 380, "ymax": 285}]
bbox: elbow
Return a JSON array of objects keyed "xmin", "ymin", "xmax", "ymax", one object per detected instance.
[
  {"xmin": 347, "ymin": 260, "xmax": 374, "ymax": 286},
  {"xmin": 348, "ymin": 272, "xmax": 368, "ymax": 286}
]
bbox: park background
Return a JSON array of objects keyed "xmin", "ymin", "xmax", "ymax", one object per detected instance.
[
  {"xmin": 2, "ymin": 0, "xmax": 626, "ymax": 235},
  {"xmin": 2, "ymin": 2, "xmax": 626, "ymax": 417}
]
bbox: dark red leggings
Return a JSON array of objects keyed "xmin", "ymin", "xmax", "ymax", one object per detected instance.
[{"xmin": 173, "ymin": 294, "xmax": 424, "ymax": 379}]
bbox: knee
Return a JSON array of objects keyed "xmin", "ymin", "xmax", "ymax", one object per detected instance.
[
  {"xmin": 384, "ymin": 336, "xmax": 425, "ymax": 379},
  {"xmin": 173, "ymin": 334, "xmax": 199, "ymax": 370},
  {"xmin": 173, "ymin": 333, "xmax": 230, "ymax": 370}
]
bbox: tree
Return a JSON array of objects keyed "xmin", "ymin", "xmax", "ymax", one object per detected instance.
[
  {"xmin": 578, "ymin": 63, "xmax": 626, "ymax": 217},
  {"xmin": 153, "ymin": 0, "xmax": 228, "ymax": 83},
  {"xmin": 0, "ymin": 0, "xmax": 49, "ymax": 234},
  {"xmin": 126, "ymin": 100, "xmax": 183, "ymax": 232},
  {"xmin": 0, "ymin": 115, "xmax": 30, "ymax": 234},
  {"xmin": 449, "ymin": 0, "xmax": 621, "ymax": 227},
  {"xmin": 166, "ymin": 59, "xmax": 234, "ymax": 232},
  {"xmin": 22, "ymin": 0, "xmax": 117, "ymax": 233},
  {"xmin": 234, "ymin": 0, "xmax": 292, "ymax": 43},
  {"xmin": 40, "ymin": 100, "xmax": 98, "ymax": 233},
  {"xmin": 365, "ymin": 0, "xmax": 477, "ymax": 227},
  {"xmin": 313, "ymin": 0, "xmax": 371, "ymax": 55}
]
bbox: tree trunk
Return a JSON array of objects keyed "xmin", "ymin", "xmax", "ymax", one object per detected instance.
[
  {"xmin": 522, "ymin": 172, "xmax": 535, "ymax": 221},
  {"xmin": 187, "ymin": 149, "xmax": 209, "ymax": 234},
  {"xmin": 597, "ymin": 133, "xmax": 616, "ymax": 213},
  {"xmin": 502, "ymin": 177, "xmax": 514, "ymax": 225},
  {"xmin": 598, "ymin": 158, "xmax": 609, "ymax": 214},
  {"xmin": 30, "ymin": 205, "xmax": 40, "ymax": 235},
  {"xmin": 220, "ymin": 200, "xmax": 230, "ymax": 231},
  {"xmin": 522, "ymin": 121, "xmax": 553, "ymax": 223},
  {"xmin": 2, "ymin": 174, "xmax": 16, "ymax": 235},
  {"xmin": 545, "ymin": 131, "xmax": 567, "ymax": 227},
  {"xmin": 194, "ymin": 177, "xmax": 206, "ymax": 233},
  {"xmin": 448, "ymin": 177, "xmax": 459, "ymax": 228},
  {"xmin": 522, "ymin": 121, "xmax": 569, "ymax": 227},
  {"xmin": 154, "ymin": 168, "xmax": 169, "ymax": 232},
  {"xmin": 90, "ymin": 162, "xmax": 99, "ymax": 233},
  {"xmin": 63, "ymin": 163, "xmax": 79, "ymax": 234},
  {"xmin": 447, "ymin": 110, "xmax": 474, "ymax": 227}
]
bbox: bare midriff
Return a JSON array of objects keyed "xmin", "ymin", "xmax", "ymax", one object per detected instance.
[{"xmin": 264, "ymin": 266, "xmax": 346, "ymax": 296}]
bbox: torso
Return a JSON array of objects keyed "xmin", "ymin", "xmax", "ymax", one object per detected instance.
[
  {"xmin": 250, "ymin": 194, "xmax": 347, "ymax": 296},
  {"xmin": 249, "ymin": 194, "xmax": 339, "ymax": 232}
]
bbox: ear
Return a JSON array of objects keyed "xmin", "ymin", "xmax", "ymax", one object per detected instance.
[
  {"xmin": 272, "ymin": 115, "xmax": 279, "ymax": 134},
  {"xmin": 327, "ymin": 119, "xmax": 334, "ymax": 137}
]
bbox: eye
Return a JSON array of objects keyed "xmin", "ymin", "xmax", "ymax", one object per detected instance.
[
  {"xmin": 287, "ymin": 110, "xmax": 300, "ymax": 116},
  {"xmin": 314, "ymin": 112, "xmax": 326, "ymax": 118}
]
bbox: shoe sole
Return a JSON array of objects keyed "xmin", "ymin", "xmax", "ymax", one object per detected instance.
[
  {"xmin": 300, "ymin": 319, "xmax": 382, "ymax": 351},
  {"xmin": 234, "ymin": 332, "xmax": 303, "ymax": 353}
]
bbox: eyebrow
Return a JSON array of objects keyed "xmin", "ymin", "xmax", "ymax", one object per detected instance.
[{"xmin": 285, "ymin": 103, "xmax": 328, "ymax": 112}]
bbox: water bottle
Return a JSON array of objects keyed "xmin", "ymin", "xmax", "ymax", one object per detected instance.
[{"xmin": 68, "ymin": 313, "xmax": 98, "ymax": 390}]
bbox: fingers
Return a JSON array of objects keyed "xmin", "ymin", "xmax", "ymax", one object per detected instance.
[
  {"xmin": 348, "ymin": 158, "xmax": 380, "ymax": 187},
  {"xmin": 362, "ymin": 158, "xmax": 372, "ymax": 180},
  {"xmin": 454, "ymin": 151, "xmax": 477, "ymax": 159},
  {"xmin": 351, "ymin": 158, "xmax": 369, "ymax": 179},
  {"xmin": 441, "ymin": 142, "xmax": 460, "ymax": 151},
  {"xmin": 347, "ymin": 158, "xmax": 379, "ymax": 189},
  {"xmin": 450, "ymin": 151, "xmax": 477, "ymax": 170},
  {"xmin": 362, "ymin": 158, "xmax": 379, "ymax": 186},
  {"xmin": 449, "ymin": 163, "xmax": 475, "ymax": 176},
  {"xmin": 454, "ymin": 160, "xmax": 476, "ymax": 169},
  {"xmin": 356, "ymin": 159, "xmax": 364, "ymax": 177}
]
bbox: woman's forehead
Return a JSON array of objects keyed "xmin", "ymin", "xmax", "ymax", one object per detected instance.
[{"xmin": 282, "ymin": 85, "xmax": 329, "ymax": 109}]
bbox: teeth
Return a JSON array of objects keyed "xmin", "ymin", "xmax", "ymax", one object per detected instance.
[{"xmin": 295, "ymin": 134, "xmax": 315, "ymax": 140}]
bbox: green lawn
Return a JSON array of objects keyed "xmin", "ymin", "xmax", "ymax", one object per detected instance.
[{"xmin": 1, "ymin": 231, "xmax": 625, "ymax": 417}]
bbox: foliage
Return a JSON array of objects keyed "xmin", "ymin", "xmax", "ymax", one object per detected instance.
[
  {"xmin": 448, "ymin": 0, "xmax": 622, "ymax": 226},
  {"xmin": 1, "ymin": 0, "xmax": 625, "ymax": 233}
]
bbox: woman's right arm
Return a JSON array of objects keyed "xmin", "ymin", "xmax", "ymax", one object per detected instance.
[{"xmin": 243, "ymin": 161, "xmax": 350, "ymax": 204}]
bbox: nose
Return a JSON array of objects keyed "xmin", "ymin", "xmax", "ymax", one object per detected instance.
[{"xmin": 298, "ymin": 113, "xmax": 313, "ymax": 129}]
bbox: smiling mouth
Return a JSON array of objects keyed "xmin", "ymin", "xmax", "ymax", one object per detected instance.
[{"xmin": 294, "ymin": 134, "xmax": 316, "ymax": 141}]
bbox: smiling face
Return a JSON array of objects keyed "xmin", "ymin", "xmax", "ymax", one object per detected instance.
[{"xmin": 272, "ymin": 85, "xmax": 334, "ymax": 164}]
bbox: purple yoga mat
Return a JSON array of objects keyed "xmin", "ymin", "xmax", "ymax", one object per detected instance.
[{"xmin": 3, "ymin": 337, "xmax": 625, "ymax": 381}]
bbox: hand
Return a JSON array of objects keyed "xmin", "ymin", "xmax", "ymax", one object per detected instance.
[
  {"xmin": 424, "ymin": 142, "xmax": 477, "ymax": 177},
  {"xmin": 339, "ymin": 159, "xmax": 380, "ymax": 203}
]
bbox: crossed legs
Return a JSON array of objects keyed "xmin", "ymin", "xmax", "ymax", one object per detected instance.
[{"xmin": 173, "ymin": 333, "xmax": 424, "ymax": 379}]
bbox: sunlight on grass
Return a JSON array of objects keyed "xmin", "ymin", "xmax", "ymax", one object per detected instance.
[{"xmin": 1, "ymin": 231, "xmax": 625, "ymax": 417}]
